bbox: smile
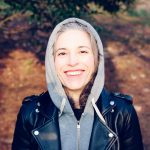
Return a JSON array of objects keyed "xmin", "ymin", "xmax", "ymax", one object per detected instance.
[{"xmin": 65, "ymin": 70, "xmax": 84, "ymax": 76}]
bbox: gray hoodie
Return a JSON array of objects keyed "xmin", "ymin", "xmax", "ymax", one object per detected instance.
[{"xmin": 45, "ymin": 18, "xmax": 105, "ymax": 150}]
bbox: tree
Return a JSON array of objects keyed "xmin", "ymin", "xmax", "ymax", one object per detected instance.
[
  {"xmin": 0, "ymin": 0, "xmax": 135, "ymax": 56},
  {"xmin": 3, "ymin": 0, "xmax": 135, "ymax": 27}
]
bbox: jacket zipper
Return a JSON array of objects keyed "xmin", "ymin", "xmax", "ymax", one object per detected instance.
[{"xmin": 77, "ymin": 121, "xmax": 80, "ymax": 150}]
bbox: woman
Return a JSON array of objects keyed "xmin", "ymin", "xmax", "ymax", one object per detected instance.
[{"xmin": 12, "ymin": 18, "xmax": 143, "ymax": 150}]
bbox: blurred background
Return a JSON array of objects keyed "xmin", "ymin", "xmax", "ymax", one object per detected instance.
[{"xmin": 0, "ymin": 0, "xmax": 150, "ymax": 149}]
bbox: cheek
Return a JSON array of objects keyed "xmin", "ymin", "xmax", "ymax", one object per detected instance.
[
  {"xmin": 54, "ymin": 58, "xmax": 66, "ymax": 74},
  {"xmin": 89, "ymin": 60, "xmax": 95, "ymax": 75},
  {"xmin": 83, "ymin": 56, "xmax": 95, "ymax": 70},
  {"xmin": 90, "ymin": 55, "xmax": 97, "ymax": 72},
  {"xmin": 54, "ymin": 58, "xmax": 61, "ymax": 73}
]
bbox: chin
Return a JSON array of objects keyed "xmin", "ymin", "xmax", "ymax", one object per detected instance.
[{"xmin": 65, "ymin": 85, "xmax": 85, "ymax": 91}]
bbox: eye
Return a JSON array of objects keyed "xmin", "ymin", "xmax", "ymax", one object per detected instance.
[
  {"xmin": 80, "ymin": 50, "xmax": 88, "ymax": 54},
  {"xmin": 57, "ymin": 52, "xmax": 66, "ymax": 56}
]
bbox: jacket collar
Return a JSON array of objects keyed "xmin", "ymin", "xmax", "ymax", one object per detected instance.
[
  {"xmin": 38, "ymin": 91, "xmax": 58, "ymax": 119},
  {"xmin": 38, "ymin": 88, "xmax": 116, "ymax": 119},
  {"xmin": 98, "ymin": 88, "xmax": 116, "ymax": 116}
]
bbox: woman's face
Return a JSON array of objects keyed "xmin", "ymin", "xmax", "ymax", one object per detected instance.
[{"xmin": 54, "ymin": 29, "xmax": 95, "ymax": 95}]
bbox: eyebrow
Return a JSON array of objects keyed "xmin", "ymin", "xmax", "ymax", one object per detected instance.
[
  {"xmin": 55, "ymin": 48, "xmax": 67, "ymax": 53},
  {"xmin": 78, "ymin": 46, "xmax": 91, "ymax": 50},
  {"xmin": 55, "ymin": 46, "xmax": 91, "ymax": 53}
]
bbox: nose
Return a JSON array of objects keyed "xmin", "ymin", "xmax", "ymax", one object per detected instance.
[{"xmin": 68, "ymin": 53, "xmax": 79, "ymax": 66}]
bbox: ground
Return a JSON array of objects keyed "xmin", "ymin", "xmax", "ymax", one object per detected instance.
[{"xmin": 0, "ymin": 13, "xmax": 150, "ymax": 149}]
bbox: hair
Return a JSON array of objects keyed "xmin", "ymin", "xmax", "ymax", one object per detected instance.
[
  {"xmin": 53, "ymin": 21, "xmax": 99, "ymax": 108},
  {"xmin": 67, "ymin": 72, "xmax": 97, "ymax": 109}
]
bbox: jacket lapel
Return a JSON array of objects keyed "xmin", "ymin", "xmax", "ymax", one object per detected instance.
[
  {"xmin": 31, "ymin": 92, "xmax": 61, "ymax": 150},
  {"xmin": 89, "ymin": 116, "xmax": 118, "ymax": 150},
  {"xmin": 89, "ymin": 88, "xmax": 118, "ymax": 149},
  {"xmin": 31, "ymin": 119, "xmax": 61, "ymax": 150}
]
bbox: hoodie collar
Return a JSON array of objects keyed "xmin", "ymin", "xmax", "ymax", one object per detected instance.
[
  {"xmin": 38, "ymin": 88, "xmax": 115, "ymax": 120},
  {"xmin": 45, "ymin": 18, "xmax": 104, "ymax": 114}
]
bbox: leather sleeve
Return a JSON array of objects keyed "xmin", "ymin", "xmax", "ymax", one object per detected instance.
[
  {"xmin": 12, "ymin": 104, "xmax": 32, "ymax": 150},
  {"xmin": 120, "ymin": 104, "xmax": 144, "ymax": 150}
]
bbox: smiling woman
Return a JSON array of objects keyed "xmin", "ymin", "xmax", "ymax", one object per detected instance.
[
  {"xmin": 12, "ymin": 18, "xmax": 143, "ymax": 150},
  {"xmin": 54, "ymin": 29, "xmax": 95, "ymax": 108}
]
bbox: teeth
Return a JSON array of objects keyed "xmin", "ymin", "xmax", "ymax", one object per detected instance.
[{"xmin": 66, "ymin": 71, "xmax": 81, "ymax": 75}]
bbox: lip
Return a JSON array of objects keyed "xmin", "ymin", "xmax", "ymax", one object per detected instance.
[{"xmin": 64, "ymin": 69, "xmax": 85, "ymax": 76}]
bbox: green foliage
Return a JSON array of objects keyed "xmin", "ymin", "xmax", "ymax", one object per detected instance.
[
  {"xmin": 0, "ymin": 0, "xmax": 135, "ymax": 56},
  {"xmin": 127, "ymin": 8, "xmax": 150, "ymax": 26},
  {"xmin": 2, "ymin": 0, "xmax": 135, "ymax": 27},
  {"xmin": 128, "ymin": 8, "xmax": 150, "ymax": 18},
  {"xmin": 0, "ymin": 0, "xmax": 11, "ymax": 19},
  {"xmin": 0, "ymin": 0, "xmax": 10, "ymax": 9}
]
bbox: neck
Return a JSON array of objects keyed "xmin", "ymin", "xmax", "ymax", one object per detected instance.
[{"xmin": 65, "ymin": 88, "xmax": 82, "ymax": 109}]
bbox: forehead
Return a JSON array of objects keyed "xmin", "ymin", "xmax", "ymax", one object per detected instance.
[{"xmin": 54, "ymin": 29, "xmax": 91, "ymax": 49}]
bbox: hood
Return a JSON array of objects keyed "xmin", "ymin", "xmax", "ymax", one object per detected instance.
[{"xmin": 45, "ymin": 18, "xmax": 104, "ymax": 115}]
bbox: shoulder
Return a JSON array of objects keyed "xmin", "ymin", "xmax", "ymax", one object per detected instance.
[
  {"xmin": 22, "ymin": 91, "xmax": 50, "ymax": 105},
  {"xmin": 110, "ymin": 92, "xmax": 133, "ymax": 104},
  {"xmin": 19, "ymin": 91, "xmax": 50, "ymax": 118},
  {"xmin": 99, "ymin": 89, "xmax": 135, "ymax": 116},
  {"xmin": 109, "ymin": 92, "xmax": 136, "ymax": 117},
  {"xmin": 100, "ymin": 88, "xmax": 134, "ymax": 111},
  {"xmin": 101, "ymin": 89, "xmax": 133, "ymax": 106}
]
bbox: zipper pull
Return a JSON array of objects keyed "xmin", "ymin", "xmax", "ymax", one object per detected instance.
[
  {"xmin": 77, "ymin": 121, "xmax": 80, "ymax": 129},
  {"xmin": 77, "ymin": 121, "xmax": 80, "ymax": 150}
]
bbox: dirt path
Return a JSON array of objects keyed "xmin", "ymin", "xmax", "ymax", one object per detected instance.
[{"xmin": 0, "ymin": 15, "xmax": 150, "ymax": 150}]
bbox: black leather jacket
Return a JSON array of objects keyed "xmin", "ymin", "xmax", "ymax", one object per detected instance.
[{"xmin": 12, "ymin": 89, "xmax": 143, "ymax": 150}]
